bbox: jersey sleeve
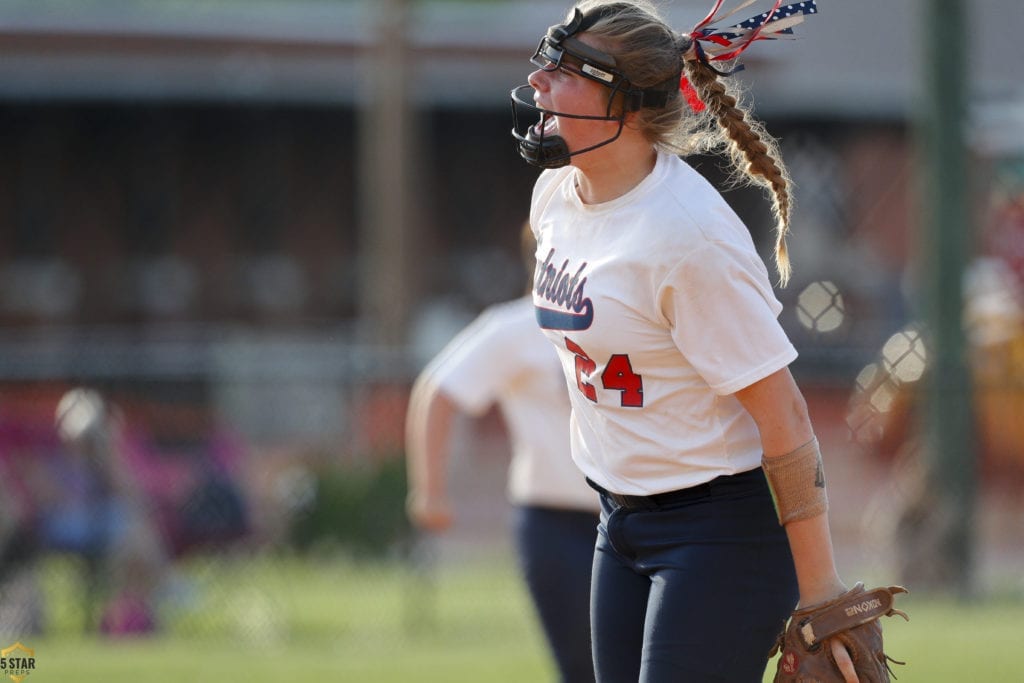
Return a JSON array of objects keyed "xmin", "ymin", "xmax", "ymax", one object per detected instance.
[
  {"xmin": 420, "ymin": 305, "xmax": 522, "ymax": 416},
  {"xmin": 529, "ymin": 166, "xmax": 574, "ymax": 238},
  {"xmin": 660, "ymin": 240, "xmax": 798, "ymax": 396}
]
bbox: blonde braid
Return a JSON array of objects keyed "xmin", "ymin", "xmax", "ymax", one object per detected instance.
[{"xmin": 685, "ymin": 60, "xmax": 794, "ymax": 286}]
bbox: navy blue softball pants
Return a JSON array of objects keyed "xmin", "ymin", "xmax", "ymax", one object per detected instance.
[
  {"xmin": 590, "ymin": 468, "xmax": 798, "ymax": 683},
  {"xmin": 514, "ymin": 505, "xmax": 600, "ymax": 683}
]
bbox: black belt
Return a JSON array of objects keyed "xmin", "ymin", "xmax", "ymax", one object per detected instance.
[{"xmin": 586, "ymin": 469, "xmax": 761, "ymax": 510}]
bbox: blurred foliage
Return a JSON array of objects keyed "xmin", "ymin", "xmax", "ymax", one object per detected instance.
[{"xmin": 287, "ymin": 455, "xmax": 411, "ymax": 560}]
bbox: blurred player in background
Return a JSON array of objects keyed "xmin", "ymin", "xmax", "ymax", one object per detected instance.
[
  {"xmin": 508, "ymin": 2, "xmax": 900, "ymax": 681},
  {"xmin": 50, "ymin": 387, "xmax": 167, "ymax": 635},
  {"xmin": 406, "ymin": 223, "xmax": 600, "ymax": 683}
]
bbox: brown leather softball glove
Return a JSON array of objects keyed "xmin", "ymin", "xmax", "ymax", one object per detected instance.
[{"xmin": 770, "ymin": 583, "xmax": 909, "ymax": 682}]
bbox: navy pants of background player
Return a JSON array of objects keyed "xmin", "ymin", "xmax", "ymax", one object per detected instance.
[
  {"xmin": 515, "ymin": 505, "xmax": 599, "ymax": 683},
  {"xmin": 590, "ymin": 468, "xmax": 799, "ymax": 683}
]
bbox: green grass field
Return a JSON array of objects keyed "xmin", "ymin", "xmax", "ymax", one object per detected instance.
[{"xmin": 11, "ymin": 552, "xmax": 1023, "ymax": 682}]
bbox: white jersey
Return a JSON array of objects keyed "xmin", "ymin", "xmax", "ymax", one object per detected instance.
[
  {"xmin": 425, "ymin": 296, "xmax": 599, "ymax": 511},
  {"xmin": 530, "ymin": 151, "xmax": 797, "ymax": 495}
]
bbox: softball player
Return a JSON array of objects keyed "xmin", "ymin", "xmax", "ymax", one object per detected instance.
[
  {"xmin": 406, "ymin": 227, "xmax": 600, "ymax": 683},
  {"xmin": 510, "ymin": 2, "xmax": 868, "ymax": 681}
]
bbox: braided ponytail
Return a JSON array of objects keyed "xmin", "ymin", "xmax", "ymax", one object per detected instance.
[{"xmin": 684, "ymin": 59, "xmax": 794, "ymax": 286}]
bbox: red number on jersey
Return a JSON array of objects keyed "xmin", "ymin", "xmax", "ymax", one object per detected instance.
[
  {"xmin": 563, "ymin": 339, "xmax": 643, "ymax": 407},
  {"xmin": 601, "ymin": 354, "xmax": 644, "ymax": 407},
  {"xmin": 564, "ymin": 337, "xmax": 598, "ymax": 402}
]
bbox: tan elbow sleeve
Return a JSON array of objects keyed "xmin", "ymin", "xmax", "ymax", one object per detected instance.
[{"xmin": 761, "ymin": 437, "xmax": 828, "ymax": 526}]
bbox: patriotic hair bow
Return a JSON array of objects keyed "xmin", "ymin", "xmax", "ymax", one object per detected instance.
[
  {"xmin": 677, "ymin": 0, "xmax": 817, "ymax": 111},
  {"xmin": 688, "ymin": 0, "xmax": 817, "ymax": 73}
]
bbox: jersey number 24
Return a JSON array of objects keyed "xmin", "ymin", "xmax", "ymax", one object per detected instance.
[{"xmin": 565, "ymin": 337, "xmax": 644, "ymax": 407}]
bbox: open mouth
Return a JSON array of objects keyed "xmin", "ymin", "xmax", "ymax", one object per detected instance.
[{"xmin": 532, "ymin": 113, "xmax": 558, "ymax": 137}]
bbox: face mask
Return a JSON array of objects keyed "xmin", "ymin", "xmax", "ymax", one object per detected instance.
[{"xmin": 509, "ymin": 7, "xmax": 672, "ymax": 168}]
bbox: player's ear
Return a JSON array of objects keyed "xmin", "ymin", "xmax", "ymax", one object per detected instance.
[{"xmin": 622, "ymin": 107, "xmax": 644, "ymax": 131}]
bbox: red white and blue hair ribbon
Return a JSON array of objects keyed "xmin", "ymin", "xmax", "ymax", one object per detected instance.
[
  {"xmin": 678, "ymin": 0, "xmax": 817, "ymax": 111},
  {"xmin": 689, "ymin": 0, "xmax": 817, "ymax": 72}
]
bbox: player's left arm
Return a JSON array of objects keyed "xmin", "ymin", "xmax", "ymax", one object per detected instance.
[
  {"xmin": 734, "ymin": 367, "xmax": 859, "ymax": 683},
  {"xmin": 404, "ymin": 374, "xmax": 459, "ymax": 532}
]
